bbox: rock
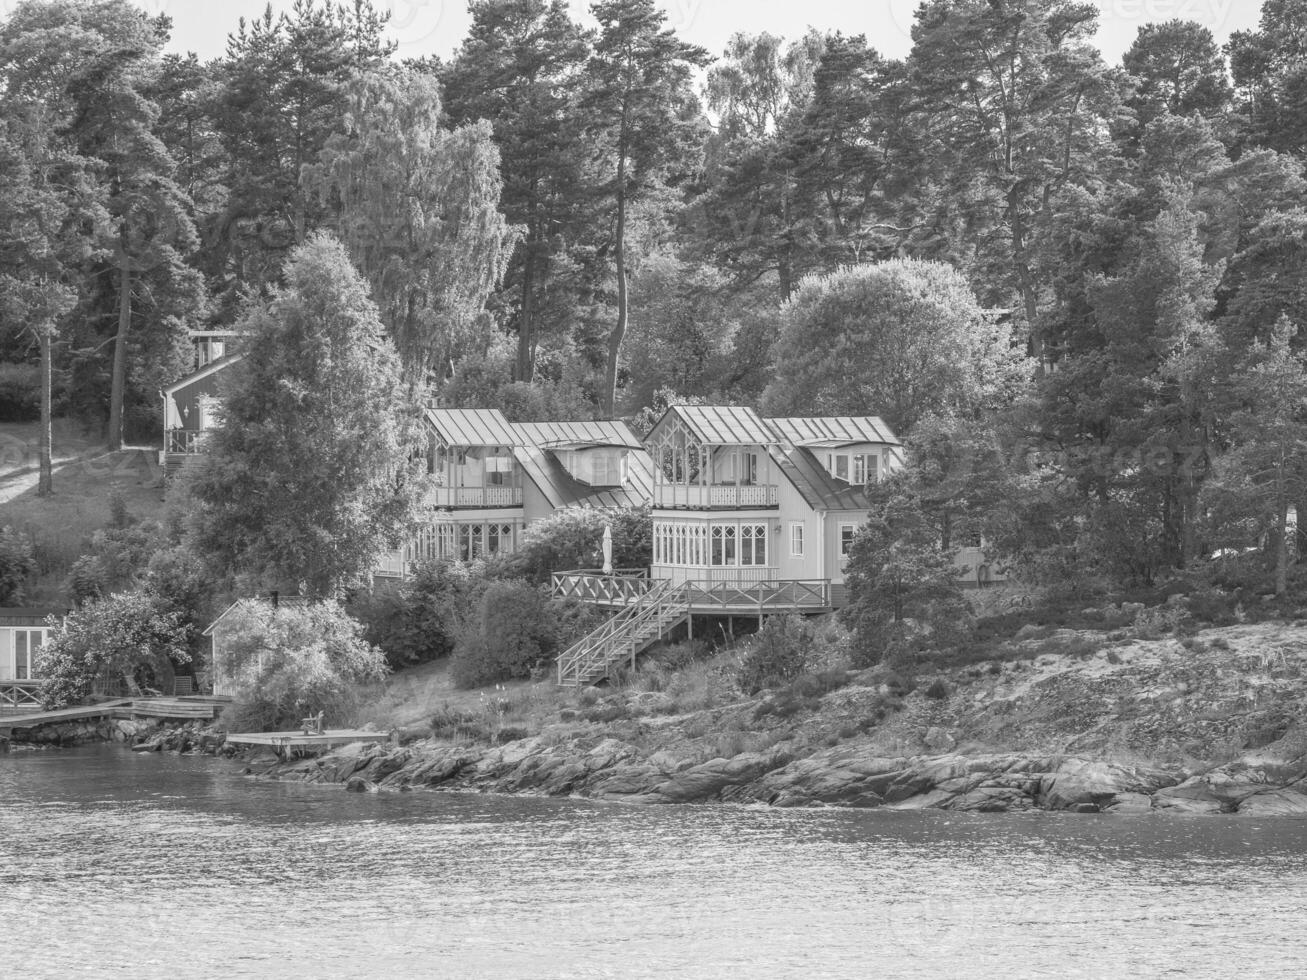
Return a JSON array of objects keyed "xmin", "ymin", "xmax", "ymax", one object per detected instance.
[
  {"xmin": 924, "ymin": 727, "xmax": 956, "ymax": 752},
  {"xmin": 1039, "ymin": 759, "xmax": 1179, "ymax": 811},
  {"xmin": 1235, "ymin": 788, "xmax": 1307, "ymax": 816},
  {"xmin": 344, "ymin": 776, "xmax": 378, "ymax": 793},
  {"xmin": 1103, "ymin": 792, "xmax": 1153, "ymax": 815}
]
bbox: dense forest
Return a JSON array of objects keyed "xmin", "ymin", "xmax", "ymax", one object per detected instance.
[{"xmin": 5, "ymin": 0, "xmax": 1307, "ymax": 610}]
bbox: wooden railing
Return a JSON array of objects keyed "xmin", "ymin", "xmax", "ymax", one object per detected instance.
[
  {"xmin": 684, "ymin": 578, "xmax": 830, "ymax": 610},
  {"xmin": 423, "ymin": 486, "xmax": 523, "ymax": 508},
  {"xmin": 658, "ymin": 565, "xmax": 778, "ymax": 587},
  {"xmin": 653, "ymin": 484, "xmax": 779, "ymax": 509},
  {"xmin": 551, "ymin": 569, "xmax": 652, "ymax": 605},
  {"xmin": 0, "ymin": 680, "xmax": 44, "ymax": 710},
  {"xmin": 166, "ymin": 428, "xmax": 203, "ymax": 454},
  {"xmin": 556, "ymin": 581, "xmax": 690, "ymax": 687}
]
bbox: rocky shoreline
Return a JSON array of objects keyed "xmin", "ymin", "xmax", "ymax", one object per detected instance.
[{"xmin": 243, "ymin": 731, "xmax": 1307, "ymax": 816}]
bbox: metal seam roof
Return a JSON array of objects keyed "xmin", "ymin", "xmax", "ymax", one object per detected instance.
[
  {"xmin": 655, "ymin": 405, "xmax": 776, "ymax": 445},
  {"xmin": 766, "ymin": 416, "xmax": 901, "ymax": 447},
  {"xmin": 424, "ymin": 408, "xmax": 519, "ymax": 447}
]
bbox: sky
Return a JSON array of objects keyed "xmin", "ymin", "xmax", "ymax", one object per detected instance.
[{"xmin": 132, "ymin": 0, "xmax": 1263, "ymax": 66}]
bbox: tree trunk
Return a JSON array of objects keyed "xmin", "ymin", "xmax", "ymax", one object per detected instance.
[
  {"xmin": 1277, "ymin": 448, "xmax": 1289, "ymax": 596},
  {"xmin": 107, "ymin": 251, "xmax": 131, "ymax": 452},
  {"xmin": 602, "ymin": 152, "xmax": 629, "ymax": 418},
  {"xmin": 38, "ymin": 327, "xmax": 53, "ymax": 497},
  {"xmin": 517, "ymin": 248, "xmax": 537, "ymax": 383},
  {"xmin": 1009, "ymin": 194, "xmax": 1044, "ymax": 373}
]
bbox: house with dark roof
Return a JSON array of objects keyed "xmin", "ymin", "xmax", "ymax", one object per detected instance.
[
  {"xmin": 375, "ymin": 408, "xmax": 654, "ymax": 577},
  {"xmin": 159, "ymin": 331, "xmax": 244, "ymax": 473}
]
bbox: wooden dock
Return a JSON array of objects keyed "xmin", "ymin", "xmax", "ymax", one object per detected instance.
[
  {"xmin": 226, "ymin": 729, "xmax": 395, "ymax": 759},
  {"xmin": 0, "ymin": 696, "xmax": 230, "ymax": 732}
]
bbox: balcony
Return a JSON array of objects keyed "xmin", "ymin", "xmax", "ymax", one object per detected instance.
[
  {"xmin": 423, "ymin": 486, "xmax": 524, "ymax": 509},
  {"xmin": 653, "ymin": 484, "xmax": 779, "ymax": 509}
]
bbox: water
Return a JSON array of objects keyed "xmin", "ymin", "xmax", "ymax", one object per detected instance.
[{"xmin": 1, "ymin": 746, "xmax": 1304, "ymax": 979}]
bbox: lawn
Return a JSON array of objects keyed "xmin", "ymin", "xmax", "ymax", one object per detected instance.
[{"xmin": 0, "ymin": 447, "xmax": 166, "ymax": 603}]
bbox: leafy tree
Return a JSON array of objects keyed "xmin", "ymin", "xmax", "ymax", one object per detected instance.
[
  {"xmin": 36, "ymin": 591, "xmax": 191, "ymax": 709},
  {"xmin": 842, "ymin": 478, "xmax": 968, "ymax": 668},
  {"xmin": 737, "ymin": 613, "xmax": 813, "ymax": 694},
  {"xmin": 511, "ymin": 503, "xmax": 652, "ymax": 583},
  {"xmin": 184, "ymin": 233, "xmax": 424, "ymax": 596},
  {"xmin": 214, "ymin": 598, "xmax": 387, "ymax": 731},
  {"xmin": 308, "ymin": 66, "xmax": 515, "ymax": 386},
  {"xmin": 441, "ymin": 0, "xmax": 594, "ymax": 382},
  {"xmin": 1202, "ymin": 318, "xmax": 1307, "ymax": 595},
  {"xmin": 762, "ymin": 259, "xmax": 1030, "ymax": 434},
  {"xmin": 584, "ymin": 0, "xmax": 710, "ymax": 415}
]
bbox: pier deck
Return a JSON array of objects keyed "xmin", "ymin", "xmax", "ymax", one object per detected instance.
[
  {"xmin": 0, "ymin": 696, "xmax": 230, "ymax": 732},
  {"xmin": 225, "ymin": 729, "xmax": 394, "ymax": 752}
]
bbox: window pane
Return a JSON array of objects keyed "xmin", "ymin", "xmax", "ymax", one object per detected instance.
[
  {"xmin": 754, "ymin": 525, "xmax": 766, "ymax": 566},
  {"xmin": 853, "ymin": 455, "xmax": 866, "ymax": 484},
  {"xmin": 16, "ymin": 632, "xmax": 28, "ymax": 680},
  {"xmin": 724, "ymin": 525, "xmax": 736, "ymax": 565},
  {"xmin": 711, "ymin": 526, "xmax": 724, "ymax": 566},
  {"xmin": 791, "ymin": 523, "xmax": 804, "ymax": 556},
  {"xmin": 841, "ymin": 526, "xmax": 855, "ymax": 556},
  {"xmin": 835, "ymin": 455, "xmax": 849, "ymax": 480}
]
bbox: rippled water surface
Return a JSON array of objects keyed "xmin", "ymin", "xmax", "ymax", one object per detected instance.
[{"xmin": 1, "ymin": 746, "xmax": 1305, "ymax": 978}]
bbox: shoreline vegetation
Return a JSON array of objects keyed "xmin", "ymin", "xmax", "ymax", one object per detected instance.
[{"xmin": 10, "ymin": 615, "xmax": 1307, "ymax": 816}]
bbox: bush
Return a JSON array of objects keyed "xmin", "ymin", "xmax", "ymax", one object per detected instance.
[
  {"xmin": 0, "ymin": 525, "xmax": 36, "ymax": 604},
  {"xmin": 0, "ymin": 361, "xmax": 41, "ymax": 421},
  {"xmin": 450, "ymin": 580, "xmax": 560, "ymax": 688},
  {"xmin": 36, "ymin": 592, "xmax": 191, "ymax": 709},
  {"xmin": 213, "ymin": 599, "xmax": 387, "ymax": 731},
  {"xmin": 924, "ymin": 678, "xmax": 950, "ymax": 700},
  {"xmin": 352, "ymin": 560, "xmax": 478, "ymax": 668},
  {"xmin": 509, "ymin": 504, "xmax": 652, "ymax": 583},
  {"xmin": 737, "ymin": 614, "xmax": 813, "ymax": 695}
]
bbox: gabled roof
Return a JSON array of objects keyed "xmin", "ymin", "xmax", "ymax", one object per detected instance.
[
  {"xmin": 163, "ymin": 352, "xmax": 245, "ymax": 395},
  {"xmin": 767, "ymin": 416, "xmax": 900, "ymax": 448},
  {"xmin": 510, "ymin": 419, "xmax": 643, "ymax": 450},
  {"xmin": 424, "ymin": 408, "xmax": 518, "ymax": 448},
  {"xmin": 202, "ymin": 596, "xmax": 315, "ymax": 636},
  {"xmin": 652, "ymin": 405, "xmax": 776, "ymax": 445},
  {"xmin": 771, "ymin": 446, "xmax": 873, "ymax": 511},
  {"xmin": 513, "ymin": 444, "xmax": 655, "ymax": 510}
]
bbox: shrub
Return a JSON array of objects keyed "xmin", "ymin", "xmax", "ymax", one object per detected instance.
[
  {"xmin": 450, "ymin": 580, "xmax": 559, "ymax": 688},
  {"xmin": 352, "ymin": 560, "xmax": 477, "ymax": 668},
  {"xmin": 0, "ymin": 525, "xmax": 36, "ymax": 604},
  {"xmin": 36, "ymin": 592, "xmax": 191, "ymax": 709},
  {"xmin": 213, "ymin": 599, "xmax": 387, "ymax": 731},
  {"xmin": 0, "ymin": 361, "xmax": 41, "ymax": 421},
  {"xmin": 924, "ymin": 678, "xmax": 950, "ymax": 700},
  {"xmin": 509, "ymin": 504, "xmax": 652, "ymax": 583},
  {"xmin": 737, "ymin": 614, "xmax": 813, "ymax": 694}
]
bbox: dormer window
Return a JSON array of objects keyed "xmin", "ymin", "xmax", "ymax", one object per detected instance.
[{"xmin": 558, "ymin": 448, "xmax": 626, "ymax": 487}]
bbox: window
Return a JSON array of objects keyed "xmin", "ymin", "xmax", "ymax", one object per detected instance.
[
  {"xmin": 840, "ymin": 524, "xmax": 856, "ymax": 558},
  {"xmin": 740, "ymin": 524, "xmax": 767, "ymax": 565},
  {"xmin": 14, "ymin": 629, "xmax": 45, "ymax": 680},
  {"xmin": 790, "ymin": 523, "xmax": 805, "ymax": 557},
  {"xmin": 487, "ymin": 523, "xmax": 513, "ymax": 555},
  {"xmin": 834, "ymin": 454, "xmax": 849, "ymax": 481}
]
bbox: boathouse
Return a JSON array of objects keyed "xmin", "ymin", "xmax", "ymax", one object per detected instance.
[{"xmin": 0, "ymin": 607, "xmax": 62, "ymax": 711}]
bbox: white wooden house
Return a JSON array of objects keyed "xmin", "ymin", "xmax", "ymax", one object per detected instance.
[
  {"xmin": 0, "ymin": 608, "xmax": 63, "ymax": 712},
  {"xmin": 376, "ymin": 409, "xmax": 654, "ymax": 577}
]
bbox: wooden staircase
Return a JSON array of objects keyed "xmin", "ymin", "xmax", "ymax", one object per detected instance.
[{"xmin": 556, "ymin": 581, "xmax": 690, "ymax": 687}]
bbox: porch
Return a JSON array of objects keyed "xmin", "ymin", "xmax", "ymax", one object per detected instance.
[
  {"xmin": 0, "ymin": 680, "xmax": 43, "ymax": 714},
  {"xmin": 551, "ymin": 571, "xmax": 833, "ymax": 614}
]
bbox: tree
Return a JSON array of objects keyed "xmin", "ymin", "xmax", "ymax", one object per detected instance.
[
  {"xmin": 214, "ymin": 598, "xmax": 387, "ymax": 731},
  {"xmin": 1228, "ymin": 0, "xmax": 1307, "ymax": 155},
  {"xmin": 35, "ymin": 591, "xmax": 191, "ymax": 709},
  {"xmin": 441, "ymin": 0, "xmax": 594, "ymax": 382},
  {"xmin": 905, "ymin": 0, "xmax": 1125, "ymax": 367},
  {"xmin": 0, "ymin": 121, "xmax": 82, "ymax": 494},
  {"xmin": 510, "ymin": 503, "xmax": 652, "ymax": 583},
  {"xmin": 1202, "ymin": 317, "xmax": 1307, "ymax": 596},
  {"xmin": 206, "ymin": 0, "xmax": 395, "ymax": 314},
  {"xmin": 584, "ymin": 0, "xmax": 709, "ymax": 415},
  {"xmin": 0, "ymin": 526, "xmax": 36, "ymax": 604},
  {"xmin": 450, "ymin": 579, "xmax": 560, "ymax": 687},
  {"xmin": 1122, "ymin": 20, "xmax": 1231, "ymax": 128},
  {"xmin": 842, "ymin": 478, "xmax": 968, "ymax": 667},
  {"xmin": 762, "ymin": 260, "xmax": 1030, "ymax": 434},
  {"xmin": 184, "ymin": 233, "xmax": 424, "ymax": 596},
  {"xmin": 307, "ymin": 66, "xmax": 516, "ymax": 386}
]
